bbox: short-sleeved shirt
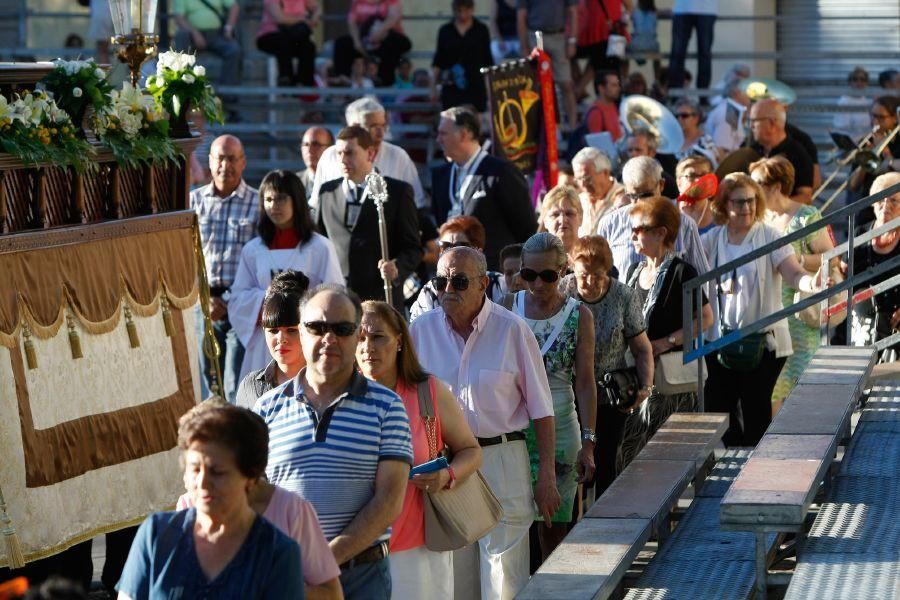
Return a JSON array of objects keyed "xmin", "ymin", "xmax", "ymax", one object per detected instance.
[
  {"xmin": 750, "ymin": 137, "xmax": 814, "ymax": 195},
  {"xmin": 561, "ymin": 275, "xmax": 646, "ymax": 382},
  {"xmin": 172, "ymin": 0, "xmax": 235, "ymax": 30},
  {"xmin": 116, "ymin": 509, "xmax": 303, "ymax": 600},
  {"xmin": 258, "ymin": 0, "xmax": 307, "ymax": 38},
  {"xmin": 785, "ymin": 122, "xmax": 819, "ymax": 165},
  {"xmin": 190, "ymin": 181, "xmax": 259, "ymax": 290},
  {"xmin": 253, "ymin": 369, "xmax": 413, "ymax": 542},
  {"xmin": 177, "ymin": 486, "xmax": 341, "ymax": 586},
  {"xmin": 517, "ymin": 0, "xmax": 579, "ymax": 33},
  {"xmin": 350, "ymin": 0, "xmax": 403, "ymax": 33}
]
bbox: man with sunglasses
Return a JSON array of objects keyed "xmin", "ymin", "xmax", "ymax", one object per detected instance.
[
  {"xmin": 316, "ymin": 126, "xmax": 423, "ymax": 312},
  {"xmin": 597, "ymin": 156, "xmax": 710, "ymax": 278},
  {"xmin": 254, "ymin": 284, "xmax": 413, "ymax": 599},
  {"xmin": 409, "ymin": 246, "xmax": 556, "ymax": 600},
  {"xmin": 296, "ymin": 126, "xmax": 334, "ymax": 201}
]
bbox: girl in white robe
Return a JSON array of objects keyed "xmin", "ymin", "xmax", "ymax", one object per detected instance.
[{"xmin": 230, "ymin": 170, "xmax": 343, "ymax": 381}]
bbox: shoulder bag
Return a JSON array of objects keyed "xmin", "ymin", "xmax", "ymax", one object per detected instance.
[
  {"xmin": 417, "ymin": 380, "xmax": 504, "ymax": 552},
  {"xmin": 655, "ymin": 350, "xmax": 705, "ymax": 395},
  {"xmin": 598, "ymin": 367, "xmax": 640, "ymax": 409},
  {"xmin": 794, "ymin": 237, "xmax": 846, "ymax": 328}
]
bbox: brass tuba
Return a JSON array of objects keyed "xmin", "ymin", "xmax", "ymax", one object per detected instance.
[{"xmin": 619, "ymin": 95, "xmax": 685, "ymax": 154}]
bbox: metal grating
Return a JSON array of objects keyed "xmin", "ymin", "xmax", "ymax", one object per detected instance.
[
  {"xmin": 830, "ymin": 475, "xmax": 900, "ymax": 507},
  {"xmin": 697, "ymin": 449, "xmax": 752, "ymax": 498},
  {"xmin": 625, "ymin": 559, "xmax": 756, "ymax": 600},
  {"xmin": 784, "ymin": 553, "xmax": 900, "ymax": 599},
  {"xmin": 653, "ymin": 498, "xmax": 761, "ymax": 562},
  {"xmin": 839, "ymin": 432, "xmax": 900, "ymax": 477},
  {"xmin": 804, "ymin": 503, "xmax": 899, "ymax": 554}
]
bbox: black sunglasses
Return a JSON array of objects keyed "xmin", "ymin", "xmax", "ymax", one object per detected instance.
[
  {"xmin": 302, "ymin": 321, "xmax": 358, "ymax": 337},
  {"xmin": 624, "ymin": 190, "xmax": 656, "ymax": 203},
  {"xmin": 519, "ymin": 268, "xmax": 559, "ymax": 283},
  {"xmin": 631, "ymin": 224, "xmax": 657, "ymax": 235},
  {"xmin": 675, "ymin": 112, "xmax": 696, "ymax": 119},
  {"xmin": 437, "ymin": 240, "xmax": 472, "ymax": 251},
  {"xmin": 432, "ymin": 274, "xmax": 470, "ymax": 292}
]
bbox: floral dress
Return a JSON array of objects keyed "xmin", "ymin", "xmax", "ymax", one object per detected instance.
[
  {"xmin": 514, "ymin": 292, "xmax": 582, "ymax": 523},
  {"xmin": 772, "ymin": 205, "xmax": 821, "ymax": 402}
]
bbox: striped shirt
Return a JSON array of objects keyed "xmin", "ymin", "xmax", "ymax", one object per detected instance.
[
  {"xmin": 253, "ymin": 369, "xmax": 413, "ymax": 543},
  {"xmin": 190, "ymin": 180, "xmax": 259, "ymax": 289}
]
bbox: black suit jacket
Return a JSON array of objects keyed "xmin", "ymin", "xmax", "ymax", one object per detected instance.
[
  {"xmin": 316, "ymin": 176, "xmax": 422, "ymax": 310},
  {"xmin": 431, "ymin": 153, "xmax": 537, "ymax": 270}
]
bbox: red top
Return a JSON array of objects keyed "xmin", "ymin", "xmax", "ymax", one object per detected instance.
[
  {"xmin": 586, "ymin": 101, "xmax": 623, "ymax": 141},
  {"xmin": 577, "ymin": 0, "xmax": 622, "ymax": 46},
  {"xmin": 270, "ymin": 227, "xmax": 300, "ymax": 250},
  {"xmin": 350, "ymin": 0, "xmax": 404, "ymax": 33},
  {"xmin": 257, "ymin": 0, "xmax": 308, "ymax": 38},
  {"xmin": 389, "ymin": 376, "xmax": 442, "ymax": 552}
]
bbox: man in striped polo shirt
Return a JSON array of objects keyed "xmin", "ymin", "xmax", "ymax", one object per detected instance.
[{"xmin": 254, "ymin": 284, "xmax": 413, "ymax": 599}]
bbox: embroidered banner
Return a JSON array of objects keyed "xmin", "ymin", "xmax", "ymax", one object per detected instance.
[{"xmin": 484, "ymin": 60, "xmax": 543, "ymax": 174}]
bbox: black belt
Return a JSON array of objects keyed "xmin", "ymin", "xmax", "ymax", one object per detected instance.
[
  {"xmin": 208, "ymin": 286, "xmax": 229, "ymax": 298},
  {"xmin": 340, "ymin": 540, "xmax": 389, "ymax": 571},
  {"xmin": 477, "ymin": 431, "xmax": 526, "ymax": 447}
]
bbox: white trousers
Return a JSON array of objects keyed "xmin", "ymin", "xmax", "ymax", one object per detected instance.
[
  {"xmin": 390, "ymin": 545, "xmax": 454, "ymax": 600},
  {"xmin": 453, "ymin": 440, "xmax": 534, "ymax": 600}
]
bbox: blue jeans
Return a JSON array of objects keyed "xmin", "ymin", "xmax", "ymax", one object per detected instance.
[
  {"xmin": 194, "ymin": 306, "xmax": 244, "ymax": 403},
  {"xmin": 668, "ymin": 13, "xmax": 716, "ymax": 90},
  {"xmin": 339, "ymin": 557, "xmax": 391, "ymax": 600}
]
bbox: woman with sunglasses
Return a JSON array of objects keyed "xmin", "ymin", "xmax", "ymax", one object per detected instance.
[
  {"xmin": 354, "ymin": 301, "xmax": 481, "ymax": 599},
  {"xmin": 626, "ymin": 197, "xmax": 713, "ymax": 443},
  {"xmin": 702, "ymin": 173, "xmax": 823, "ymax": 447},
  {"xmin": 750, "ymin": 156, "xmax": 836, "ymax": 409},
  {"xmin": 673, "ymin": 98, "xmax": 721, "ymax": 168},
  {"xmin": 538, "ymin": 185, "xmax": 583, "ymax": 267},
  {"xmin": 511, "ymin": 232, "xmax": 596, "ymax": 560},
  {"xmin": 409, "ymin": 215, "xmax": 505, "ymax": 322},
  {"xmin": 230, "ymin": 170, "xmax": 344, "ymax": 384}
]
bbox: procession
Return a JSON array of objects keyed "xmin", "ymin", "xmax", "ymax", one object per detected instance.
[{"xmin": 0, "ymin": 0, "xmax": 899, "ymax": 599}]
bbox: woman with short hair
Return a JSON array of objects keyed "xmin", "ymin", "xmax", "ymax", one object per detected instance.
[
  {"xmin": 230, "ymin": 170, "xmax": 343, "ymax": 382},
  {"xmin": 355, "ymin": 301, "xmax": 481, "ymax": 599},
  {"xmin": 538, "ymin": 185, "xmax": 583, "ymax": 263},
  {"xmin": 702, "ymin": 173, "xmax": 823, "ymax": 446},
  {"xmin": 514, "ymin": 232, "xmax": 596, "ymax": 559},
  {"xmin": 673, "ymin": 98, "xmax": 721, "ymax": 167},
  {"xmin": 117, "ymin": 406, "xmax": 304, "ymax": 599}
]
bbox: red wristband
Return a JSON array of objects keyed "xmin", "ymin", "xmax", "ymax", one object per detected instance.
[{"xmin": 445, "ymin": 465, "xmax": 456, "ymax": 489}]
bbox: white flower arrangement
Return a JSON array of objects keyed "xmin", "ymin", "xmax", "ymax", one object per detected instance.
[
  {"xmin": 92, "ymin": 83, "xmax": 177, "ymax": 167},
  {"xmin": 156, "ymin": 50, "xmax": 197, "ymax": 75},
  {"xmin": 0, "ymin": 90, "xmax": 92, "ymax": 171},
  {"xmin": 146, "ymin": 50, "xmax": 223, "ymax": 126}
]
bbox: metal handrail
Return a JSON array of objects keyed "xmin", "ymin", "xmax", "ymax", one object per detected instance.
[{"xmin": 681, "ymin": 181, "xmax": 900, "ymax": 410}]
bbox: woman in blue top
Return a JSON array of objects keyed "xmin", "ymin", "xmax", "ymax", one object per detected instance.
[{"xmin": 116, "ymin": 405, "xmax": 304, "ymax": 600}]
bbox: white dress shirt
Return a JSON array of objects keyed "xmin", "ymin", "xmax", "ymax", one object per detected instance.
[
  {"xmin": 310, "ymin": 141, "xmax": 427, "ymax": 209},
  {"xmin": 410, "ymin": 299, "xmax": 554, "ymax": 438}
]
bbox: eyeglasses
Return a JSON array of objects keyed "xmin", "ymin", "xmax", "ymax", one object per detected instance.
[
  {"xmin": 631, "ymin": 224, "xmax": 657, "ymax": 235},
  {"xmin": 624, "ymin": 190, "xmax": 656, "ymax": 203},
  {"xmin": 871, "ymin": 112, "xmax": 891, "ymax": 120},
  {"xmin": 875, "ymin": 196, "xmax": 900, "ymax": 207},
  {"xmin": 437, "ymin": 240, "xmax": 472, "ymax": 251},
  {"xmin": 301, "ymin": 141, "xmax": 328, "ymax": 148},
  {"xmin": 675, "ymin": 112, "xmax": 697, "ymax": 120},
  {"xmin": 850, "ymin": 76, "xmax": 868, "ymax": 83},
  {"xmin": 748, "ymin": 117, "xmax": 772, "ymax": 125},
  {"xmin": 432, "ymin": 274, "xmax": 470, "ymax": 292},
  {"xmin": 678, "ymin": 171, "xmax": 709, "ymax": 181},
  {"xmin": 519, "ymin": 268, "xmax": 560, "ymax": 283},
  {"xmin": 728, "ymin": 196, "xmax": 756, "ymax": 208},
  {"xmin": 302, "ymin": 321, "xmax": 358, "ymax": 337}
]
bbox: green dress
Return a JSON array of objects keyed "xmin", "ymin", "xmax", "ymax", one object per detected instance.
[
  {"xmin": 773, "ymin": 204, "xmax": 822, "ymax": 402},
  {"xmin": 515, "ymin": 293, "xmax": 582, "ymax": 523}
]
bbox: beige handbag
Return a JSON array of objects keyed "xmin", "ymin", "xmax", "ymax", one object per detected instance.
[
  {"xmin": 794, "ymin": 251, "xmax": 847, "ymax": 328},
  {"xmin": 416, "ymin": 381, "xmax": 504, "ymax": 552},
  {"xmin": 654, "ymin": 350, "xmax": 705, "ymax": 395}
]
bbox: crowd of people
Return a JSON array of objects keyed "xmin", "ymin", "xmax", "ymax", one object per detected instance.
[{"xmin": 12, "ymin": 2, "xmax": 900, "ymax": 599}]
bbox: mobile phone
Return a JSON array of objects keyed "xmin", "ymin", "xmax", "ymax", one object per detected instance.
[{"xmin": 409, "ymin": 456, "xmax": 449, "ymax": 478}]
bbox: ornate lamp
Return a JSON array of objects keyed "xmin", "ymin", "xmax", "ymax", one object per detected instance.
[{"xmin": 109, "ymin": 0, "xmax": 159, "ymax": 86}]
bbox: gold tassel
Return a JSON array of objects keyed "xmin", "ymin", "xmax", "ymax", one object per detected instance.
[
  {"xmin": 22, "ymin": 324, "xmax": 37, "ymax": 370},
  {"xmin": 161, "ymin": 296, "xmax": 175, "ymax": 338},
  {"xmin": 67, "ymin": 313, "xmax": 83, "ymax": 359},
  {"xmin": 124, "ymin": 304, "xmax": 140, "ymax": 348},
  {"xmin": 0, "ymin": 486, "xmax": 25, "ymax": 569}
]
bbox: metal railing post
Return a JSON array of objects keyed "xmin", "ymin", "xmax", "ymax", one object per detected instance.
[{"xmin": 846, "ymin": 213, "xmax": 855, "ymax": 346}]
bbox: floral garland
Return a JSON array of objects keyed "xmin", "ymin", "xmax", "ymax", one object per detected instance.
[
  {"xmin": 92, "ymin": 83, "xmax": 178, "ymax": 168},
  {"xmin": 0, "ymin": 91, "xmax": 94, "ymax": 172},
  {"xmin": 39, "ymin": 59, "xmax": 114, "ymax": 133},
  {"xmin": 146, "ymin": 50, "xmax": 224, "ymax": 125}
]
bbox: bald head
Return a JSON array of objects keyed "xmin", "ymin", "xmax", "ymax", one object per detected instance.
[
  {"xmin": 749, "ymin": 99, "xmax": 787, "ymax": 149},
  {"xmin": 209, "ymin": 135, "xmax": 246, "ymax": 197},
  {"xmin": 301, "ymin": 127, "xmax": 334, "ymax": 173}
]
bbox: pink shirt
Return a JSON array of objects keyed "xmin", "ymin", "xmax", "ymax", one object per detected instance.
[
  {"xmin": 409, "ymin": 299, "xmax": 554, "ymax": 438},
  {"xmin": 257, "ymin": 0, "xmax": 308, "ymax": 38},
  {"xmin": 390, "ymin": 376, "xmax": 442, "ymax": 552},
  {"xmin": 177, "ymin": 486, "xmax": 340, "ymax": 586}
]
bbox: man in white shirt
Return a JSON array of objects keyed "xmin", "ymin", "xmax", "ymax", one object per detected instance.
[
  {"xmin": 572, "ymin": 147, "xmax": 623, "ymax": 237},
  {"xmin": 310, "ymin": 96, "xmax": 427, "ymax": 209},
  {"xmin": 410, "ymin": 246, "xmax": 557, "ymax": 600}
]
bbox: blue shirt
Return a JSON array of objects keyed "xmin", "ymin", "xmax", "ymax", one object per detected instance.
[
  {"xmin": 116, "ymin": 509, "xmax": 303, "ymax": 600},
  {"xmin": 253, "ymin": 369, "xmax": 413, "ymax": 542}
]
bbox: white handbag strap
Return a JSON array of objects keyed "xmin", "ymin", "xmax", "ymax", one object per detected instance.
[{"xmin": 514, "ymin": 293, "xmax": 577, "ymax": 356}]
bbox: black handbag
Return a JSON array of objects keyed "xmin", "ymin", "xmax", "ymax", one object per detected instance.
[
  {"xmin": 717, "ymin": 328, "xmax": 767, "ymax": 371},
  {"xmin": 598, "ymin": 367, "xmax": 640, "ymax": 409}
]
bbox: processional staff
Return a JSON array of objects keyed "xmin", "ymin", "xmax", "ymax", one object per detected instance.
[{"xmin": 365, "ymin": 171, "xmax": 393, "ymax": 306}]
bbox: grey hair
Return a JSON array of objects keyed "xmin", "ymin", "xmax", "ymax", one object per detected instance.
[
  {"xmin": 299, "ymin": 283, "xmax": 363, "ymax": 324},
  {"xmin": 871, "ymin": 171, "xmax": 900, "ymax": 195},
  {"xmin": 724, "ymin": 79, "xmax": 743, "ymax": 99},
  {"xmin": 572, "ymin": 147, "xmax": 612, "ymax": 173},
  {"xmin": 439, "ymin": 246, "xmax": 488, "ymax": 277},
  {"xmin": 521, "ymin": 232, "xmax": 568, "ymax": 270},
  {"xmin": 622, "ymin": 156, "xmax": 663, "ymax": 189},
  {"xmin": 629, "ymin": 129, "xmax": 658, "ymax": 151},
  {"xmin": 674, "ymin": 97, "xmax": 702, "ymax": 117},
  {"xmin": 345, "ymin": 96, "xmax": 385, "ymax": 126}
]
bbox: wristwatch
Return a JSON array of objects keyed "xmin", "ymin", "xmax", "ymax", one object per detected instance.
[
  {"xmin": 667, "ymin": 333, "xmax": 678, "ymax": 346},
  {"xmin": 643, "ymin": 384, "xmax": 657, "ymax": 396},
  {"xmin": 581, "ymin": 428, "xmax": 596, "ymax": 444}
]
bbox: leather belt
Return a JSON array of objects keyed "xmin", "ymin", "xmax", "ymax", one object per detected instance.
[
  {"xmin": 477, "ymin": 431, "xmax": 526, "ymax": 447},
  {"xmin": 340, "ymin": 540, "xmax": 389, "ymax": 571}
]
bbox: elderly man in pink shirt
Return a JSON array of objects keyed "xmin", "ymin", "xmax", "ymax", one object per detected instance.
[{"xmin": 410, "ymin": 246, "xmax": 558, "ymax": 600}]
